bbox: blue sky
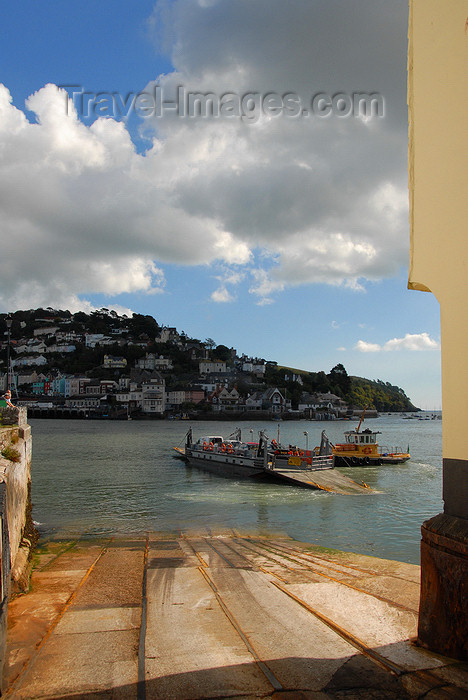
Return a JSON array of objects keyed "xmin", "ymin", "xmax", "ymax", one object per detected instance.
[{"xmin": 0, "ymin": 1, "xmax": 441, "ymax": 407}]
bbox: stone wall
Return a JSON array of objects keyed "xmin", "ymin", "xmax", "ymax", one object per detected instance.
[{"xmin": 0, "ymin": 407, "xmax": 33, "ymax": 690}]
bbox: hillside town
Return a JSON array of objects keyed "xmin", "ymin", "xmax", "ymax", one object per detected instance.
[{"xmin": 0, "ymin": 309, "xmax": 415, "ymax": 419}]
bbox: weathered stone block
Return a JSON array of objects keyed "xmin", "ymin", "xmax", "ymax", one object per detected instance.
[{"xmin": 418, "ymin": 513, "xmax": 468, "ymax": 660}]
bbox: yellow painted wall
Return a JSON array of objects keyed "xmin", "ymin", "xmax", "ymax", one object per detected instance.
[{"xmin": 408, "ymin": 0, "xmax": 468, "ymax": 460}]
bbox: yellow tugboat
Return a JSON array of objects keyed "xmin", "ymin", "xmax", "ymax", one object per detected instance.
[{"xmin": 316, "ymin": 408, "xmax": 410, "ymax": 466}]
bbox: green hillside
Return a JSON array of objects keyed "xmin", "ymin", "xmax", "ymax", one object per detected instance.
[
  {"xmin": 268, "ymin": 363, "xmax": 417, "ymax": 412},
  {"xmin": 347, "ymin": 377, "xmax": 418, "ymax": 412},
  {"xmin": 1, "ymin": 309, "xmax": 418, "ymax": 412}
]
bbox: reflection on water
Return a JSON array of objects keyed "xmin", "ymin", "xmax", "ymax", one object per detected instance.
[{"xmin": 29, "ymin": 415, "xmax": 442, "ymax": 564}]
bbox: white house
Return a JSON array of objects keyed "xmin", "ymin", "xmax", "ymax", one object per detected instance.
[
  {"xmin": 12, "ymin": 355, "xmax": 47, "ymax": 367},
  {"xmin": 18, "ymin": 340, "xmax": 47, "ymax": 354},
  {"xmin": 155, "ymin": 327, "xmax": 180, "ymax": 344},
  {"xmin": 33, "ymin": 326, "xmax": 59, "ymax": 338},
  {"xmin": 136, "ymin": 353, "xmax": 173, "ymax": 371},
  {"xmin": 85, "ymin": 333, "xmax": 105, "ymax": 348},
  {"xmin": 199, "ymin": 360, "xmax": 227, "ymax": 374},
  {"xmin": 45, "ymin": 344, "xmax": 76, "ymax": 354},
  {"xmin": 16, "ymin": 370, "xmax": 40, "ymax": 386},
  {"xmin": 141, "ymin": 381, "xmax": 166, "ymax": 414},
  {"xmin": 198, "ymin": 378, "xmax": 230, "ymax": 393},
  {"xmin": 209, "ymin": 386, "xmax": 242, "ymax": 412},
  {"xmin": 116, "ymin": 389, "xmax": 143, "ymax": 408},
  {"xmin": 261, "ymin": 388, "xmax": 290, "ymax": 414},
  {"xmin": 242, "ymin": 362, "xmax": 266, "ymax": 376},
  {"xmin": 245, "ymin": 391, "xmax": 263, "ymax": 411},
  {"xmin": 165, "ymin": 390, "xmax": 186, "ymax": 410},
  {"xmin": 140, "ymin": 373, "xmax": 166, "ymax": 414},
  {"xmin": 56, "ymin": 330, "xmax": 80, "ymax": 343},
  {"xmin": 284, "ymin": 373, "xmax": 304, "ymax": 385},
  {"xmin": 68, "ymin": 376, "xmax": 91, "ymax": 395},
  {"xmin": 65, "ymin": 396, "xmax": 104, "ymax": 409}
]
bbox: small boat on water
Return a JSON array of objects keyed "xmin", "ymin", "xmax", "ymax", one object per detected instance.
[{"xmin": 317, "ymin": 409, "xmax": 410, "ymax": 467}]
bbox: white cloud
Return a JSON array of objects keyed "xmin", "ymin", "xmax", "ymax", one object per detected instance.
[
  {"xmin": 248, "ymin": 268, "xmax": 284, "ymax": 305},
  {"xmin": 0, "ymin": 0, "xmax": 410, "ymax": 310},
  {"xmin": 355, "ymin": 340, "xmax": 382, "ymax": 353},
  {"xmin": 210, "ymin": 266, "xmax": 245, "ymax": 302},
  {"xmin": 211, "ymin": 286, "xmax": 235, "ymax": 303},
  {"xmin": 355, "ymin": 333, "xmax": 440, "ymax": 353},
  {"xmin": 383, "ymin": 332, "xmax": 440, "ymax": 352}
]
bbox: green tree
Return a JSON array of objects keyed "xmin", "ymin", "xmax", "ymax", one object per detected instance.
[
  {"xmin": 328, "ymin": 363, "xmax": 351, "ymax": 397},
  {"xmin": 128, "ymin": 313, "xmax": 159, "ymax": 338},
  {"xmin": 214, "ymin": 344, "xmax": 231, "ymax": 362}
]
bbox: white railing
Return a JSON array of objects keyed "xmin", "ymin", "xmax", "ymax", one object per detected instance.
[
  {"xmin": 270, "ymin": 455, "xmax": 334, "ymax": 471},
  {"xmin": 379, "ymin": 445, "xmax": 406, "ymax": 455}
]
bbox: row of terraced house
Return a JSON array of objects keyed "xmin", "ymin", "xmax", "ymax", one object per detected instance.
[{"xmin": 2, "ymin": 318, "xmax": 350, "ymax": 418}]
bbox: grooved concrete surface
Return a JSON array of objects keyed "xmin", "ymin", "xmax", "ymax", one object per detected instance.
[{"xmin": 3, "ymin": 534, "xmax": 468, "ymax": 699}]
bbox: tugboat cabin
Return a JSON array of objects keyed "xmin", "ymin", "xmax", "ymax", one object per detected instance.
[{"xmin": 343, "ymin": 427, "xmax": 381, "ymax": 446}]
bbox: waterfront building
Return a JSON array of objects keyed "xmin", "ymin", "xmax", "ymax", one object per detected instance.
[
  {"xmin": 116, "ymin": 389, "xmax": 143, "ymax": 408},
  {"xmin": 261, "ymin": 388, "xmax": 290, "ymax": 414},
  {"xmin": 245, "ymin": 392, "xmax": 263, "ymax": 411},
  {"xmin": 50, "ymin": 376, "xmax": 67, "ymax": 396},
  {"xmin": 184, "ymin": 388, "xmax": 205, "ymax": 404},
  {"xmin": 65, "ymin": 395, "xmax": 105, "ymax": 410},
  {"xmin": 15, "ymin": 370, "xmax": 40, "ymax": 387},
  {"xmin": 208, "ymin": 385, "xmax": 241, "ymax": 412},
  {"xmin": 197, "ymin": 372, "xmax": 236, "ymax": 393},
  {"xmin": 68, "ymin": 376, "xmax": 90, "ymax": 395},
  {"xmin": 84, "ymin": 380, "xmax": 118, "ymax": 395},
  {"xmin": 141, "ymin": 378, "xmax": 166, "ymax": 414},
  {"xmin": 32, "ymin": 379, "xmax": 51, "ymax": 395},
  {"xmin": 165, "ymin": 390, "xmax": 186, "ymax": 411}
]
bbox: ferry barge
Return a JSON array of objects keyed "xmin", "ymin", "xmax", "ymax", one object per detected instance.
[
  {"xmin": 174, "ymin": 428, "xmax": 376, "ymax": 494},
  {"xmin": 175, "ymin": 427, "xmax": 270, "ymax": 478},
  {"xmin": 175, "ymin": 428, "xmax": 335, "ymax": 478}
]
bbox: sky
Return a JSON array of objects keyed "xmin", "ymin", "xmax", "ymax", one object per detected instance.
[{"xmin": 0, "ymin": 0, "xmax": 441, "ymax": 408}]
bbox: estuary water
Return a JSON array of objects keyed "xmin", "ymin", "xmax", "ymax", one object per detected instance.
[{"xmin": 29, "ymin": 414, "xmax": 443, "ymax": 564}]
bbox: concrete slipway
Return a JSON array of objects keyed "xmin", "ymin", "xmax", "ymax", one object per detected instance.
[{"xmin": 3, "ymin": 533, "xmax": 467, "ymax": 699}]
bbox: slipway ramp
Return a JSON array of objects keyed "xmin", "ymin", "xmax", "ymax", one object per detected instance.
[{"xmin": 266, "ymin": 462, "xmax": 373, "ymax": 494}]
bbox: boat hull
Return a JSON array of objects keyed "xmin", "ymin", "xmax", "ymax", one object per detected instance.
[
  {"xmin": 184, "ymin": 449, "xmax": 267, "ymax": 478},
  {"xmin": 334, "ymin": 453, "xmax": 410, "ymax": 467}
]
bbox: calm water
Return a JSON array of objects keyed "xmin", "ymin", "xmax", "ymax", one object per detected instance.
[{"xmin": 29, "ymin": 414, "xmax": 443, "ymax": 564}]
